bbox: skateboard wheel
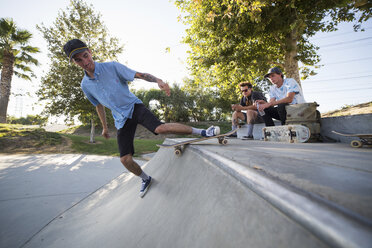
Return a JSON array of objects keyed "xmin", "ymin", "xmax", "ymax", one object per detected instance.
[
  {"xmin": 221, "ymin": 139, "xmax": 228, "ymax": 145},
  {"xmin": 264, "ymin": 138, "xmax": 268, "ymax": 141},
  {"xmin": 351, "ymin": 140, "xmax": 362, "ymax": 148},
  {"xmin": 174, "ymin": 149, "xmax": 182, "ymax": 156}
]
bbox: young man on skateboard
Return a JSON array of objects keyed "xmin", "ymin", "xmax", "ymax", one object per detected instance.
[
  {"xmin": 63, "ymin": 39, "xmax": 220, "ymax": 197},
  {"xmin": 256, "ymin": 67, "xmax": 305, "ymax": 126},
  {"xmin": 229, "ymin": 82, "xmax": 266, "ymax": 139}
]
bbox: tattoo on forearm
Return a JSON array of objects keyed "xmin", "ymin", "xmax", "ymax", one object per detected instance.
[{"xmin": 138, "ymin": 73, "xmax": 158, "ymax": 82}]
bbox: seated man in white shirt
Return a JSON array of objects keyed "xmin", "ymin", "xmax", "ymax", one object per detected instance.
[{"xmin": 256, "ymin": 67, "xmax": 305, "ymax": 126}]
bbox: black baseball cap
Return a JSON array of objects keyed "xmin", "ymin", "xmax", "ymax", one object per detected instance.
[
  {"xmin": 264, "ymin": 67, "xmax": 282, "ymax": 78},
  {"xmin": 63, "ymin": 39, "xmax": 88, "ymax": 62}
]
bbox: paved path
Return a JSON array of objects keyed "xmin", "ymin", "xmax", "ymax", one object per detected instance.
[{"xmin": 0, "ymin": 154, "xmax": 144, "ymax": 248}]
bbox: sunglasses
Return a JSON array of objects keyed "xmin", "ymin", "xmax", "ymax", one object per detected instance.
[{"xmin": 241, "ymin": 89, "xmax": 249, "ymax": 93}]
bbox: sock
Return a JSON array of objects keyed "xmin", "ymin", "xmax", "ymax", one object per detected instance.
[
  {"xmin": 139, "ymin": 171, "xmax": 150, "ymax": 181},
  {"xmin": 247, "ymin": 124, "xmax": 254, "ymax": 136},
  {"xmin": 192, "ymin": 127, "xmax": 203, "ymax": 135}
]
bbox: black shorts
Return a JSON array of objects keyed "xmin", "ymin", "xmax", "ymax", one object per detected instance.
[{"xmin": 117, "ymin": 104, "xmax": 163, "ymax": 157}]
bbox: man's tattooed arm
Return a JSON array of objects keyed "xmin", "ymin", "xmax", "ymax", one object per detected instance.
[
  {"xmin": 135, "ymin": 72, "xmax": 160, "ymax": 83},
  {"xmin": 134, "ymin": 72, "xmax": 171, "ymax": 96}
]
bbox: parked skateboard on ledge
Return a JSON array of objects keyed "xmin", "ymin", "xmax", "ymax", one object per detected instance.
[
  {"xmin": 332, "ymin": 131, "xmax": 372, "ymax": 148},
  {"xmin": 262, "ymin": 125, "xmax": 311, "ymax": 143},
  {"xmin": 157, "ymin": 129, "xmax": 239, "ymax": 156}
]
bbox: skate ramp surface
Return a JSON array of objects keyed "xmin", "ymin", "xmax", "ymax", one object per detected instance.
[{"xmin": 23, "ymin": 140, "xmax": 371, "ymax": 248}]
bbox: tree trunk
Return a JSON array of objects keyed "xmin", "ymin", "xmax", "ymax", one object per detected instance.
[
  {"xmin": 284, "ymin": 31, "xmax": 301, "ymax": 87},
  {"xmin": 0, "ymin": 51, "xmax": 15, "ymax": 123},
  {"xmin": 90, "ymin": 117, "xmax": 95, "ymax": 143}
]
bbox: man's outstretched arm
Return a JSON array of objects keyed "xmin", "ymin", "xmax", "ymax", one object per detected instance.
[{"xmin": 135, "ymin": 72, "xmax": 170, "ymax": 96}]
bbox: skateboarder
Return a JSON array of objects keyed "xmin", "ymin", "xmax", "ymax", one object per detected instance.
[
  {"xmin": 229, "ymin": 82, "xmax": 267, "ymax": 139},
  {"xmin": 256, "ymin": 67, "xmax": 305, "ymax": 126},
  {"xmin": 63, "ymin": 39, "xmax": 220, "ymax": 197}
]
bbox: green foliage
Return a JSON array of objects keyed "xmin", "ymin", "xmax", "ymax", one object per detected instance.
[
  {"xmin": 133, "ymin": 84, "xmax": 192, "ymax": 122},
  {"xmin": 132, "ymin": 81, "xmax": 232, "ymax": 122},
  {"xmin": 36, "ymin": 0, "xmax": 123, "ymax": 125},
  {"xmin": 174, "ymin": 0, "xmax": 371, "ymax": 94},
  {"xmin": 0, "ymin": 124, "xmax": 62, "ymax": 148},
  {"xmin": 0, "ymin": 18, "xmax": 40, "ymax": 80},
  {"xmin": 7, "ymin": 115, "xmax": 48, "ymax": 125}
]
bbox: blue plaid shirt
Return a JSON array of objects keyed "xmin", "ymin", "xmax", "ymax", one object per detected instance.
[{"xmin": 81, "ymin": 61, "xmax": 142, "ymax": 129}]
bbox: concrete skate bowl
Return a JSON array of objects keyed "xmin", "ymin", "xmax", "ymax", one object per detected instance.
[{"xmin": 22, "ymin": 139, "xmax": 371, "ymax": 248}]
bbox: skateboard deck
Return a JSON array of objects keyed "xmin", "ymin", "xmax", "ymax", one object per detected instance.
[
  {"xmin": 332, "ymin": 131, "xmax": 372, "ymax": 148},
  {"xmin": 157, "ymin": 128, "xmax": 238, "ymax": 156},
  {"xmin": 262, "ymin": 125, "xmax": 310, "ymax": 143}
]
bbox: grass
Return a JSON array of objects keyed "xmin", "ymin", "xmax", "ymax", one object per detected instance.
[
  {"xmin": 64, "ymin": 134, "xmax": 160, "ymax": 157},
  {"xmin": 0, "ymin": 121, "xmax": 231, "ymax": 157},
  {"xmin": 0, "ymin": 124, "xmax": 62, "ymax": 148},
  {"xmin": 0, "ymin": 124, "xmax": 160, "ymax": 157}
]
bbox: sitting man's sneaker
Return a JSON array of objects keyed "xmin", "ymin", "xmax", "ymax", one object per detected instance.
[
  {"xmin": 139, "ymin": 176, "xmax": 152, "ymax": 198},
  {"xmin": 203, "ymin": 125, "xmax": 220, "ymax": 137},
  {"xmin": 227, "ymin": 132, "xmax": 237, "ymax": 138},
  {"xmin": 242, "ymin": 135, "xmax": 254, "ymax": 140}
]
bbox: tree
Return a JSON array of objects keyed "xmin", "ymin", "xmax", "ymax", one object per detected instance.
[
  {"xmin": 37, "ymin": 0, "xmax": 123, "ymax": 142},
  {"xmin": 174, "ymin": 0, "xmax": 371, "ymax": 95},
  {"xmin": 0, "ymin": 18, "xmax": 39, "ymax": 123},
  {"xmin": 132, "ymin": 81, "xmax": 228, "ymax": 122},
  {"xmin": 135, "ymin": 85, "xmax": 192, "ymax": 122}
]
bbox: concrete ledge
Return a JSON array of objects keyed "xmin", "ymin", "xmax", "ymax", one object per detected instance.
[
  {"xmin": 320, "ymin": 114, "xmax": 372, "ymax": 143},
  {"xmin": 184, "ymin": 143, "xmax": 372, "ymax": 248},
  {"xmin": 238, "ymin": 114, "xmax": 372, "ymax": 143}
]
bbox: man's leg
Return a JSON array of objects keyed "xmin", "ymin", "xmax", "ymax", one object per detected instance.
[
  {"xmin": 243, "ymin": 110, "xmax": 257, "ymax": 139},
  {"xmin": 262, "ymin": 106, "xmax": 280, "ymax": 126},
  {"xmin": 120, "ymin": 154, "xmax": 142, "ymax": 176},
  {"xmin": 117, "ymin": 116, "xmax": 151, "ymax": 197},
  {"xmin": 228, "ymin": 111, "xmax": 245, "ymax": 137},
  {"xmin": 154, "ymin": 122, "xmax": 192, "ymax": 134},
  {"xmin": 231, "ymin": 111, "xmax": 244, "ymax": 130},
  {"xmin": 133, "ymin": 104, "xmax": 219, "ymax": 137},
  {"xmin": 277, "ymin": 103, "xmax": 288, "ymax": 125}
]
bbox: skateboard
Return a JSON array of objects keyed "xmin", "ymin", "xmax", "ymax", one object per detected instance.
[
  {"xmin": 262, "ymin": 125, "xmax": 311, "ymax": 143},
  {"xmin": 157, "ymin": 128, "xmax": 239, "ymax": 156},
  {"xmin": 332, "ymin": 131, "xmax": 372, "ymax": 148}
]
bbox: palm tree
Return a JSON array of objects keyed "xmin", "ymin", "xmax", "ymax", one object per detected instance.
[{"xmin": 0, "ymin": 18, "xmax": 39, "ymax": 123}]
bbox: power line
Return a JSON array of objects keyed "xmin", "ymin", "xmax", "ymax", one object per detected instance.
[
  {"xmin": 305, "ymin": 86, "xmax": 372, "ymax": 94},
  {"xmin": 311, "ymin": 27, "xmax": 372, "ymax": 40},
  {"xmin": 315, "ymin": 70, "xmax": 372, "ymax": 77},
  {"xmin": 320, "ymin": 37, "xmax": 372, "ymax": 48},
  {"xmin": 321, "ymin": 42, "xmax": 372, "ymax": 51},
  {"xmin": 324, "ymin": 57, "xmax": 372, "ymax": 65},
  {"xmin": 304, "ymin": 74, "xmax": 372, "ymax": 83}
]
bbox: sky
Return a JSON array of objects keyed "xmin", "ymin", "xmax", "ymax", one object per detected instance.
[{"xmin": 1, "ymin": 0, "xmax": 371, "ymax": 120}]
